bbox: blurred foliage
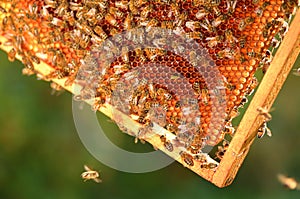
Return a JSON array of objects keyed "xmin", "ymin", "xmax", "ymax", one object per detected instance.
[{"xmin": 0, "ymin": 49, "xmax": 300, "ymax": 199}]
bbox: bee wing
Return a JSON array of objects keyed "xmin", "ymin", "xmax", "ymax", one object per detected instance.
[
  {"xmin": 84, "ymin": 165, "xmax": 91, "ymax": 171},
  {"xmin": 93, "ymin": 177, "xmax": 102, "ymax": 183}
]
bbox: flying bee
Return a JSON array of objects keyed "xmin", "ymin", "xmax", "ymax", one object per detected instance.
[
  {"xmin": 292, "ymin": 68, "xmax": 300, "ymax": 76},
  {"xmin": 257, "ymin": 106, "xmax": 273, "ymax": 122},
  {"xmin": 105, "ymin": 13, "xmax": 119, "ymax": 27},
  {"xmin": 257, "ymin": 121, "xmax": 272, "ymax": 138},
  {"xmin": 160, "ymin": 135, "xmax": 174, "ymax": 152},
  {"xmin": 180, "ymin": 151, "xmax": 194, "ymax": 167},
  {"xmin": 206, "ymin": 35, "xmax": 224, "ymax": 48},
  {"xmin": 277, "ymin": 174, "xmax": 300, "ymax": 190},
  {"xmin": 81, "ymin": 165, "xmax": 102, "ymax": 183}
]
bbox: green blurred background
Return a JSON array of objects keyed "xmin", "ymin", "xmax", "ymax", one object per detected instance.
[{"xmin": 0, "ymin": 49, "xmax": 300, "ymax": 199}]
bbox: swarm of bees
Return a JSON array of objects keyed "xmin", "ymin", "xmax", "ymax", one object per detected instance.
[
  {"xmin": 0, "ymin": 0, "xmax": 299, "ymax": 169},
  {"xmin": 81, "ymin": 165, "xmax": 102, "ymax": 183}
]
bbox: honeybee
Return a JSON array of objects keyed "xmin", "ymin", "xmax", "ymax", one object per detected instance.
[
  {"xmin": 93, "ymin": 26, "xmax": 107, "ymax": 40},
  {"xmin": 201, "ymin": 163, "xmax": 218, "ymax": 169},
  {"xmin": 200, "ymin": 18, "xmax": 216, "ymax": 33},
  {"xmin": 175, "ymin": 11, "xmax": 188, "ymax": 27},
  {"xmin": 195, "ymin": 8, "xmax": 209, "ymax": 20},
  {"xmin": 217, "ymin": 48, "xmax": 235, "ymax": 59},
  {"xmin": 292, "ymin": 68, "xmax": 300, "ymax": 76},
  {"xmin": 185, "ymin": 21, "xmax": 201, "ymax": 32},
  {"xmin": 239, "ymin": 36, "xmax": 246, "ymax": 48},
  {"xmin": 212, "ymin": 14, "xmax": 227, "ymax": 27},
  {"xmin": 7, "ymin": 48, "xmax": 16, "ymax": 62},
  {"xmin": 160, "ymin": 135, "xmax": 174, "ymax": 152},
  {"xmin": 115, "ymin": 1, "xmax": 129, "ymax": 9},
  {"xmin": 257, "ymin": 121, "xmax": 272, "ymax": 138},
  {"xmin": 206, "ymin": 35, "xmax": 224, "ymax": 48},
  {"xmin": 105, "ymin": 13, "xmax": 119, "ymax": 27},
  {"xmin": 45, "ymin": 0, "xmax": 57, "ymax": 9},
  {"xmin": 165, "ymin": 123, "xmax": 178, "ymax": 134},
  {"xmin": 141, "ymin": 4, "xmax": 152, "ymax": 18},
  {"xmin": 109, "ymin": 7, "xmax": 124, "ymax": 19},
  {"xmin": 81, "ymin": 165, "xmax": 102, "ymax": 183},
  {"xmin": 238, "ymin": 17, "xmax": 254, "ymax": 31},
  {"xmin": 226, "ymin": 0, "xmax": 237, "ymax": 14},
  {"xmin": 224, "ymin": 30, "xmax": 237, "ymax": 47},
  {"xmin": 277, "ymin": 174, "xmax": 300, "ymax": 190},
  {"xmin": 168, "ymin": 3, "xmax": 180, "ymax": 18},
  {"xmin": 129, "ymin": 0, "xmax": 139, "ymax": 14},
  {"xmin": 257, "ymin": 106, "xmax": 273, "ymax": 122},
  {"xmin": 180, "ymin": 151, "xmax": 194, "ymax": 167},
  {"xmin": 124, "ymin": 13, "xmax": 134, "ymax": 30},
  {"xmin": 186, "ymin": 31, "xmax": 204, "ymax": 40}
]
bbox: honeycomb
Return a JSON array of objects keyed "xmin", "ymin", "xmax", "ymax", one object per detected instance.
[{"xmin": 0, "ymin": 0, "xmax": 299, "ymax": 167}]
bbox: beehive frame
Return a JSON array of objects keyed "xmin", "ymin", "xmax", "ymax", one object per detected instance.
[{"xmin": 0, "ymin": 1, "xmax": 300, "ymax": 188}]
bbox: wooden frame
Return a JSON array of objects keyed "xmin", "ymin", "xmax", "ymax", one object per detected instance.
[{"xmin": 0, "ymin": 7, "xmax": 299, "ymax": 188}]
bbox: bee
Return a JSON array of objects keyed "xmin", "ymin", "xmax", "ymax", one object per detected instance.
[
  {"xmin": 129, "ymin": 0, "xmax": 139, "ymax": 15},
  {"xmin": 200, "ymin": 18, "xmax": 216, "ymax": 33},
  {"xmin": 45, "ymin": 0, "xmax": 57, "ymax": 9},
  {"xmin": 246, "ymin": 77, "xmax": 258, "ymax": 95},
  {"xmin": 109, "ymin": 7, "xmax": 124, "ymax": 19},
  {"xmin": 226, "ymin": 0, "xmax": 237, "ymax": 14},
  {"xmin": 257, "ymin": 106, "xmax": 273, "ymax": 122},
  {"xmin": 168, "ymin": 3, "xmax": 180, "ymax": 18},
  {"xmin": 54, "ymin": 1, "xmax": 67, "ymax": 16},
  {"xmin": 185, "ymin": 21, "xmax": 201, "ymax": 32},
  {"xmin": 239, "ymin": 36, "xmax": 246, "ymax": 48},
  {"xmin": 271, "ymin": 37, "xmax": 280, "ymax": 50},
  {"xmin": 195, "ymin": 8, "xmax": 209, "ymax": 20},
  {"xmin": 165, "ymin": 123, "xmax": 177, "ymax": 134},
  {"xmin": 63, "ymin": 12, "xmax": 76, "ymax": 26},
  {"xmin": 175, "ymin": 11, "xmax": 188, "ymax": 27},
  {"xmin": 212, "ymin": 14, "xmax": 228, "ymax": 27},
  {"xmin": 180, "ymin": 151, "xmax": 194, "ymax": 167},
  {"xmin": 7, "ymin": 48, "xmax": 16, "ymax": 62},
  {"xmin": 69, "ymin": 2, "xmax": 82, "ymax": 11},
  {"xmin": 105, "ymin": 13, "xmax": 119, "ymax": 27},
  {"xmin": 217, "ymin": 48, "xmax": 235, "ymax": 59},
  {"xmin": 145, "ymin": 18, "xmax": 159, "ymax": 31},
  {"xmin": 257, "ymin": 121, "xmax": 272, "ymax": 138},
  {"xmin": 225, "ymin": 107, "xmax": 239, "ymax": 122},
  {"xmin": 94, "ymin": 26, "xmax": 107, "ymax": 40},
  {"xmin": 124, "ymin": 13, "xmax": 134, "ymax": 30},
  {"xmin": 76, "ymin": 22, "xmax": 93, "ymax": 36},
  {"xmin": 292, "ymin": 68, "xmax": 300, "ymax": 76},
  {"xmin": 215, "ymin": 140, "xmax": 229, "ymax": 160},
  {"xmin": 81, "ymin": 165, "xmax": 102, "ymax": 183},
  {"xmin": 277, "ymin": 174, "xmax": 300, "ymax": 190},
  {"xmin": 201, "ymin": 163, "xmax": 218, "ymax": 169},
  {"xmin": 141, "ymin": 4, "xmax": 152, "ymax": 18},
  {"xmin": 115, "ymin": 1, "xmax": 128, "ymax": 9},
  {"xmin": 239, "ymin": 96, "xmax": 248, "ymax": 107},
  {"xmin": 186, "ymin": 31, "xmax": 204, "ymax": 40},
  {"xmin": 160, "ymin": 135, "xmax": 174, "ymax": 152},
  {"xmin": 144, "ymin": 48, "xmax": 160, "ymax": 61},
  {"xmin": 206, "ymin": 35, "xmax": 224, "ymax": 48},
  {"xmin": 224, "ymin": 30, "xmax": 237, "ymax": 47},
  {"xmin": 238, "ymin": 17, "xmax": 254, "ymax": 31}
]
